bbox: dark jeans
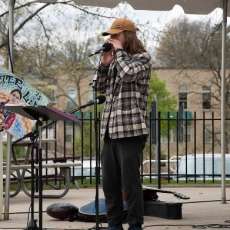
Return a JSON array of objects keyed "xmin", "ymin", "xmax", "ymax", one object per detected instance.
[{"xmin": 101, "ymin": 135, "xmax": 146, "ymax": 228}]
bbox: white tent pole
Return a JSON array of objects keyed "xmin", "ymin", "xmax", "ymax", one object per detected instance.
[
  {"xmin": 221, "ymin": 0, "xmax": 227, "ymax": 204},
  {"xmin": 4, "ymin": 0, "xmax": 15, "ymax": 221}
]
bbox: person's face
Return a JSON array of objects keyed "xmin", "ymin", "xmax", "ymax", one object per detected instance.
[
  {"xmin": 110, "ymin": 32, "xmax": 125, "ymax": 46},
  {"xmin": 10, "ymin": 91, "xmax": 21, "ymax": 103}
]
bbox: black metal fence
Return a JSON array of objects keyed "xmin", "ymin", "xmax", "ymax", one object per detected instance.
[{"xmin": 12, "ymin": 111, "xmax": 230, "ymax": 188}]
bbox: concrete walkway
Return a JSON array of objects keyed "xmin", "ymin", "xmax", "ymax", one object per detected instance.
[{"xmin": 0, "ymin": 187, "xmax": 230, "ymax": 230}]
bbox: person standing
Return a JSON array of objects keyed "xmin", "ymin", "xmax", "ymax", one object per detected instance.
[{"xmin": 96, "ymin": 18, "xmax": 151, "ymax": 230}]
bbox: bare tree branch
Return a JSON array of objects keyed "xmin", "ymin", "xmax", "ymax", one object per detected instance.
[{"xmin": 0, "ymin": 3, "xmax": 50, "ymax": 49}]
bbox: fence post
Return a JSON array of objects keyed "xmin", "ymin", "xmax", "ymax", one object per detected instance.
[
  {"xmin": 157, "ymin": 112, "xmax": 161, "ymax": 189},
  {"xmin": 151, "ymin": 97, "xmax": 160, "ymax": 187}
]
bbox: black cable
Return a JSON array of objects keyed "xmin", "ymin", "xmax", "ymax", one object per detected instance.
[
  {"xmin": 0, "ymin": 228, "xmax": 98, "ymax": 230},
  {"xmin": 2, "ymin": 226, "xmax": 230, "ymax": 230},
  {"xmin": 7, "ymin": 30, "xmax": 14, "ymax": 73},
  {"xmin": 2, "ymin": 210, "xmax": 46, "ymax": 215},
  {"xmin": 144, "ymin": 224, "xmax": 192, "ymax": 229},
  {"xmin": 143, "ymin": 223, "xmax": 230, "ymax": 229},
  {"xmin": 0, "ymin": 228, "xmax": 22, "ymax": 229},
  {"xmin": 7, "ymin": 0, "xmax": 16, "ymax": 73},
  {"xmin": 0, "ymin": 223, "xmax": 108, "ymax": 230},
  {"xmin": 183, "ymin": 199, "xmax": 230, "ymax": 204},
  {"xmin": 192, "ymin": 224, "xmax": 230, "ymax": 229}
]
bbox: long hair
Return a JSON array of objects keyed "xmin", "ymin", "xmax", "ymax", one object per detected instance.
[{"xmin": 123, "ymin": 31, "xmax": 146, "ymax": 55}]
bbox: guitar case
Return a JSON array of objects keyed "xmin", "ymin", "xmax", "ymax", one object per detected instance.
[
  {"xmin": 143, "ymin": 186, "xmax": 190, "ymax": 219},
  {"xmin": 46, "ymin": 187, "xmax": 189, "ymax": 221}
]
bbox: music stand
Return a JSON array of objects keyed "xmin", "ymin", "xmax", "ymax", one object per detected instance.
[{"xmin": 5, "ymin": 105, "xmax": 78, "ymax": 230}]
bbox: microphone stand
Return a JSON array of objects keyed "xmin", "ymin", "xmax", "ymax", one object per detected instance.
[
  {"xmin": 88, "ymin": 46, "xmax": 109, "ymax": 228},
  {"xmin": 92, "ymin": 70, "xmax": 100, "ymax": 230}
]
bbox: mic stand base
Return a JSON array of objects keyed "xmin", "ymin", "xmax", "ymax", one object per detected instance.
[
  {"xmin": 24, "ymin": 121, "xmax": 43, "ymax": 230},
  {"xmin": 24, "ymin": 219, "xmax": 39, "ymax": 230}
]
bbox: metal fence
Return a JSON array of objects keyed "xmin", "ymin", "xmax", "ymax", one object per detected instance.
[{"xmin": 11, "ymin": 111, "xmax": 229, "ymax": 188}]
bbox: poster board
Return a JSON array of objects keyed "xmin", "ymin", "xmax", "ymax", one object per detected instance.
[{"xmin": 0, "ymin": 69, "xmax": 49, "ymax": 139}]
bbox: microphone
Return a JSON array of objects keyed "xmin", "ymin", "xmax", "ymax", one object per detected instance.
[
  {"xmin": 88, "ymin": 43, "xmax": 113, "ymax": 57},
  {"xmin": 70, "ymin": 95, "xmax": 106, "ymax": 113},
  {"xmin": 89, "ymin": 95, "xmax": 106, "ymax": 105}
]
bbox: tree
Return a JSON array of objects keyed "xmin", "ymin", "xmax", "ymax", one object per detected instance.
[
  {"xmin": 9, "ymin": 5, "xmax": 108, "ymax": 108},
  {"xmin": 155, "ymin": 18, "xmax": 230, "ymax": 112},
  {"xmin": 155, "ymin": 18, "xmax": 230, "ymax": 151},
  {"xmin": 149, "ymin": 72, "xmax": 177, "ymax": 135},
  {"xmin": 147, "ymin": 72, "xmax": 177, "ymax": 113},
  {"xmin": 156, "ymin": 18, "xmax": 230, "ymax": 69},
  {"xmin": 58, "ymin": 34, "xmax": 102, "ymax": 107},
  {"xmin": 0, "ymin": 0, "xmax": 114, "ymax": 50}
]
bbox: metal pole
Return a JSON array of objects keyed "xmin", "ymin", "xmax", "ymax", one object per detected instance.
[
  {"xmin": 154, "ymin": 96, "xmax": 158, "ymax": 184},
  {"xmin": 4, "ymin": 135, "xmax": 12, "ymax": 221},
  {"xmin": 157, "ymin": 111, "xmax": 161, "ymax": 189},
  {"xmin": 221, "ymin": 0, "xmax": 228, "ymax": 204},
  {"xmin": 38, "ymin": 124, "xmax": 43, "ymax": 230},
  {"xmin": 4, "ymin": 0, "xmax": 15, "ymax": 220},
  {"xmin": 0, "ymin": 132, "xmax": 3, "ymax": 221},
  {"xmin": 92, "ymin": 74, "xmax": 99, "ymax": 230}
]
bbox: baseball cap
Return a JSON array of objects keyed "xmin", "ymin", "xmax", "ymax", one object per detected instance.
[{"xmin": 102, "ymin": 18, "xmax": 138, "ymax": 36}]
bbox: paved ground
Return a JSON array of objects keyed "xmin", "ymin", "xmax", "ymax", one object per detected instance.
[{"xmin": 0, "ymin": 187, "xmax": 230, "ymax": 230}]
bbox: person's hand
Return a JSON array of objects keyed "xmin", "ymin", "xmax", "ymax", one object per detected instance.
[
  {"xmin": 100, "ymin": 50, "xmax": 114, "ymax": 66},
  {"xmin": 108, "ymin": 38, "xmax": 123, "ymax": 50}
]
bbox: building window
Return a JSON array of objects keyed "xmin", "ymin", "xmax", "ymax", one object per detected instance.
[
  {"xmin": 202, "ymin": 86, "xmax": 211, "ymax": 109},
  {"xmin": 178, "ymin": 84, "xmax": 188, "ymax": 110}
]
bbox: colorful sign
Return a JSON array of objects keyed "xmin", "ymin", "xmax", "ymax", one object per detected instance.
[{"xmin": 0, "ymin": 69, "xmax": 49, "ymax": 139}]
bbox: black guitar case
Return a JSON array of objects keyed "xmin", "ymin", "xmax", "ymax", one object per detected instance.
[
  {"xmin": 143, "ymin": 186, "xmax": 190, "ymax": 219},
  {"xmin": 46, "ymin": 187, "xmax": 189, "ymax": 221}
]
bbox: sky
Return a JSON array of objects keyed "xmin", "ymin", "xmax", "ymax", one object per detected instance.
[
  {"xmin": 14, "ymin": 2, "xmax": 225, "ymax": 41},
  {"xmin": 35, "ymin": 2, "xmax": 225, "ymax": 51},
  {"xmin": 51, "ymin": 2, "xmax": 224, "ymax": 35},
  {"xmin": 0, "ymin": 1, "xmax": 227, "ymax": 66}
]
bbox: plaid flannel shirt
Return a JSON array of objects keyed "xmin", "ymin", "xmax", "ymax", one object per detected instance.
[{"xmin": 96, "ymin": 49, "xmax": 151, "ymax": 139}]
